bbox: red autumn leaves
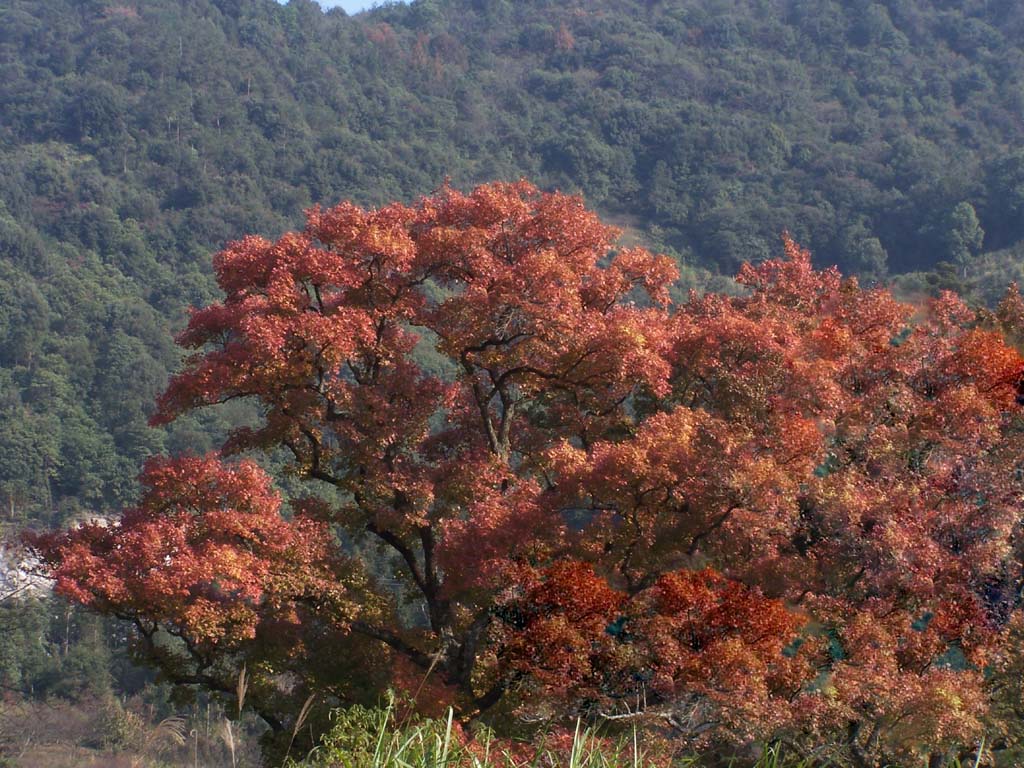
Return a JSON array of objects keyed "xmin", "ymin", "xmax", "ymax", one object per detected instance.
[
  {"xmin": 31, "ymin": 181, "xmax": 1024, "ymax": 763},
  {"xmin": 31, "ymin": 455, "xmax": 351, "ymax": 646}
]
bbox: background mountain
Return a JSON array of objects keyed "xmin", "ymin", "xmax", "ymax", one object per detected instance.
[{"xmin": 2, "ymin": 0, "xmax": 1024, "ymax": 739}]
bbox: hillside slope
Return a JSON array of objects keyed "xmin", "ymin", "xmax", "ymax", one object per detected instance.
[{"xmin": 1, "ymin": 0, "xmax": 1024, "ymax": 525}]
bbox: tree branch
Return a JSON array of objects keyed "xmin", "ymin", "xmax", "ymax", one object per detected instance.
[
  {"xmin": 366, "ymin": 523, "xmax": 428, "ymax": 597},
  {"xmin": 350, "ymin": 620, "xmax": 434, "ymax": 670},
  {"xmin": 687, "ymin": 505, "xmax": 739, "ymax": 555}
]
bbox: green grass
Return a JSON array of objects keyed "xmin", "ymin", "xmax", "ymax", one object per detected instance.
[
  {"xmin": 286, "ymin": 700, "xmax": 998, "ymax": 768},
  {"xmin": 289, "ymin": 697, "xmax": 660, "ymax": 767},
  {"xmin": 286, "ymin": 697, "xmax": 827, "ymax": 768}
]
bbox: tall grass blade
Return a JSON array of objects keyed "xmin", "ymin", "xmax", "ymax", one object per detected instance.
[
  {"xmin": 220, "ymin": 718, "xmax": 237, "ymax": 768},
  {"xmin": 237, "ymin": 664, "xmax": 248, "ymax": 716},
  {"xmin": 284, "ymin": 693, "xmax": 317, "ymax": 765}
]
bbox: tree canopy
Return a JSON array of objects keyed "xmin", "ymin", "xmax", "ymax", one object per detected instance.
[{"xmin": 32, "ymin": 182, "xmax": 1024, "ymax": 766}]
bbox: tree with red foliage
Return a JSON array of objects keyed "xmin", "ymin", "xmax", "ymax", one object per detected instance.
[{"xmin": 30, "ymin": 182, "xmax": 1024, "ymax": 766}]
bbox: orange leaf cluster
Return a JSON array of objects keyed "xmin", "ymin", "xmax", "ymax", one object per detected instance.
[{"xmin": 31, "ymin": 186, "xmax": 1024, "ymax": 764}]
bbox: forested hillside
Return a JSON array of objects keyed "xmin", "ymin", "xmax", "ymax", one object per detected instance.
[
  {"xmin": 4, "ymin": 1, "xmax": 1024, "ymax": 762},
  {"xmin": 3, "ymin": 0, "xmax": 1024, "ymax": 527}
]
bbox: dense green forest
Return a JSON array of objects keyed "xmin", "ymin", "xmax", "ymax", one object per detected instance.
[
  {"xmin": 3, "ymin": 0, "xmax": 1024, "ymax": 762},
  {"xmin": 3, "ymin": 0, "xmax": 1024, "ymax": 526}
]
